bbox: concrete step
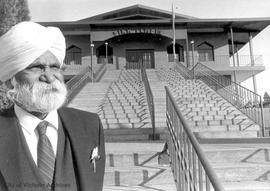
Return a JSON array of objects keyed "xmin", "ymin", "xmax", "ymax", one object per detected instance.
[
  {"xmin": 102, "ymin": 101, "xmax": 142, "ymax": 106},
  {"xmin": 179, "ymin": 103, "xmax": 230, "ymax": 109},
  {"xmin": 104, "ymin": 128, "xmax": 168, "ymax": 141},
  {"xmin": 222, "ymin": 181, "xmax": 270, "ymax": 191},
  {"xmin": 188, "ymin": 114, "xmax": 248, "ymax": 121},
  {"xmin": 101, "ymin": 105, "xmax": 147, "ymax": 111},
  {"xmin": 104, "ymin": 141, "xmax": 174, "ymax": 188},
  {"xmin": 188, "ymin": 119, "xmax": 255, "ymax": 126},
  {"xmin": 102, "ymin": 118, "xmax": 151, "ymax": 124},
  {"xmin": 202, "ymin": 144, "xmax": 270, "ymax": 163},
  {"xmin": 104, "ymin": 166, "xmax": 174, "ymax": 186},
  {"xmin": 183, "ymin": 110, "xmax": 242, "ymax": 117},
  {"xmin": 100, "ymin": 108, "xmax": 148, "ymax": 115},
  {"xmin": 105, "ymin": 152, "xmax": 159, "ymax": 167},
  {"xmin": 103, "ymin": 184, "xmax": 177, "ymax": 191},
  {"xmin": 99, "ymin": 113, "xmax": 140, "ymax": 119},
  {"xmin": 103, "ymin": 122, "xmax": 154, "ymax": 129},
  {"xmin": 213, "ymin": 162, "xmax": 270, "ymax": 182},
  {"xmin": 103, "ymin": 122, "xmax": 152, "ymax": 128},
  {"xmin": 190, "ymin": 124, "xmax": 260, "ymax": 132},
  {"xmin": 179, "ymin": 106, "xmax": 237, "ymax": 113},
  {"xmin": 195, "ymin": 130, "xmax": 259, "ymax": 139}
]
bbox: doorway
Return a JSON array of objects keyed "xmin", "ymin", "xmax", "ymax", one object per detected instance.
[{"xmin": 126, "ymin": 49, "xmax": 155, "ymax": 69}]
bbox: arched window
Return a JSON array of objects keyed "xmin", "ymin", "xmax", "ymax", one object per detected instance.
[
  {"xmin": 167, "ymin": 43, "xmax": 184, "ymax": 62},
  {"xmin": 97, "ymin": 43, "xmax": 113, "ymax": 64},
  {"xmin": 65, "ymin": 45, "xmax": 82, "ymax": 65},
  {"xmin": 197, "ymin": 42, "xmax": 214, "ymax": 61}
]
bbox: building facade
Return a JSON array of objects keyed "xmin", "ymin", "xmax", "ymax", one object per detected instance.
[{"xmin": 41, "ymin": 4, "xmax": 270, "ymax": 83}]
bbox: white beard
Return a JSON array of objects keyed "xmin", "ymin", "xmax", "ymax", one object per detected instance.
[{"xmin": 7, "ymin": 78, "xmax": 67, "ymax": 113}]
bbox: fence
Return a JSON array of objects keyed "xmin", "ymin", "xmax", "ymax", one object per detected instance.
[
  {"xmin": 166, "ymin": 86, "xmax": 225, "ymax": 191},
  {"xmin": 193, "ymin": 63, "xmax": 265, "ymax": 136},
  {"xmin": 65, "ymin": 67, "xmax": 92, "ymax": 104},
  {"xmin": 186, "ymin": 55, "xmax": 263, "ymax": 67},
  {"xmin": 140, "ymin": 63, "xmax": 156, "ymax": 139}
]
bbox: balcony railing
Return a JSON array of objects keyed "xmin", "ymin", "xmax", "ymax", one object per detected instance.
[
  {"xmin": 229, "ymin": 55, "xmax": 263, "ymax": 67},
  {"xmin": 166, "ymin": 86, "xmax": 225, "ymax": 191},
  {"xmin": 186, "ymin": 55, "xmax": 263, "ymax": 68}
]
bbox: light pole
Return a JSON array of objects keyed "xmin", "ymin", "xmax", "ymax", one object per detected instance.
[
  {"xmin": 190, "ymin": 40, "xmax": 195, "ymax": 79},
  {"xmin": 105, "ymin": 42, "xmax": 108, "ymax": 64},
  {"xmin": 90, "ymin": 43, "xmax": 94, "ymax": 82}
]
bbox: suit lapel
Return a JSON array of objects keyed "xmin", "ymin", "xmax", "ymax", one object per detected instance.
[
  {"xmin": 58, "ymin": 108, "xmax": 98, "ymax": 189},
  {"xmin": 58, "ymin": 108, "xmax": 97, "ymax": 156}
]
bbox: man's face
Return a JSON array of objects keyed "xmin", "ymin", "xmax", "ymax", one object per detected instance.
[
  {"xmin": 10, "ymin": 51, "xmax": 67, "ymax": 113},
  {"xmin": 15, "ymin": 50, "xmax": 64, "ymax": 85}
]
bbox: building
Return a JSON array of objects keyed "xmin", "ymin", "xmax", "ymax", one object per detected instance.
[
  {"xmin": 38, "ymin": 5, "xmax": 270, "ymax": 190},
  {"xmin": 41, "ymin": 4, "xmax": 270, "ymax": 83}
]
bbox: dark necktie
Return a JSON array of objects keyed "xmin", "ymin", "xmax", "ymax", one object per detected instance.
[{"xmin": 36, "ymin": 121, "xmax": 56, "ymax": 186}]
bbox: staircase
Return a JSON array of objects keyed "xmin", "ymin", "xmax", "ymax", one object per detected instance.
[
  {"xmin": 67, "ymin": 67, "xmax": 269, "ymax": 191},
  {"xmin": 66, "ymin": 81, "xmax": 110, "ymax": 113},
  {"xmin": 98, "ymin": 69, "xmax": 156, "ymax": 141},
  {"xmin": 67, "ymin": 69, "xmax": 121, "ymax": 113},
  {"xmin": 156, "ymin": 68, "xmax": 260, "ymax": 139},
  {"xmin": 103, "ymin": 142, "xmax": 177, "ymax": 191},
  {"xmin": 146, "ymin": 69, "xmax": 167, "ymax": 129},
  {"xmin": 97, "ymin": 69, "xmax": 176, "ymax": 190},
  {"xmin": 202, "ymin": 142, "xmax": 270, "ymax": 191},
  {"xmin": 155, "ymin": 68, "xmax": 270, "ymax": 191}
]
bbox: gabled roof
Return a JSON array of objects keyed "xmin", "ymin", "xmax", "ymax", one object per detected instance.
[
  {"xmin": 76, "ymin": 4, "xmax": 196, "ymax": 23},
  {"xmin": 39, "ymin": 4, "xmax": 270, "ymax": 34}
]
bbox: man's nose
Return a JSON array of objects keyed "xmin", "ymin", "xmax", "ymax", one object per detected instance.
[{"xmin": 39, "ymin": 69, "xmax": 56, "ymax": 83}]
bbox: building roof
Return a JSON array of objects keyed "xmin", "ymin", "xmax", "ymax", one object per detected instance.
[
  {"xmin": 76, "ymin": 4, "xmax": 197, "ymax": 23},
  {"xmin": 40, "ymin": 4, "xmax": 270, "ymax": 33}
]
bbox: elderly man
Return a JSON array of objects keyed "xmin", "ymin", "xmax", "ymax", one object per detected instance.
[{"xmin": 0, "ymin": 22, "xmax": 105, "ymax": 191}]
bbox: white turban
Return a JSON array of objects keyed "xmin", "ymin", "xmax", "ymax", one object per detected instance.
[{"xmin": 0, "ymin": 21, "xmax": 66, "ymax": 82}]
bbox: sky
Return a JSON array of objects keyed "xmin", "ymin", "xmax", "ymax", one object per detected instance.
[{"xmin": 27, "ymin": 0, "xmax": 270, "ymax": 97}]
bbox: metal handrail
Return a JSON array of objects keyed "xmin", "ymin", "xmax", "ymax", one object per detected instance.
[
  {"xmin": 175, "ymin": 61, "xmax": 193, "ymax": 79},
  {"xmin": 140, "ymin": 62, "xmax": 156, "ymax": 140},
  {"xmin": 166, "ymin": 86, "xmax": 225, "ymax": 191},
  {"xmin": 93, "ymin": 62, "xmax": 107, "ymax": 82},
  {"xmin": 65, "ymin": 67, "xmax": 92, "ymax": 104},
  {"xmin": 193, "ymin": 63, "xmax": 265, "ymax": 136}
]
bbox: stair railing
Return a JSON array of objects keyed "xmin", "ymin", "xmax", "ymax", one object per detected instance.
[
  {"xmin": 166, "ymin": 86, "xmax": 225, "ymax": 191},
  {"xmin": 175, "ymin": 62, "xmax": 193, "ymax": 79},
  {"xmin": 175, "ymin": 61, "xmax": 265, "ymax": 137},
  {"xmin": 140, "ymin": 62, "xmax": 157, "ymax": 140},
  {"xmin": 65, "ymin": 66, "xmax": 93, "ymax": 105},
  {"xmin": 193, "ymin": 63, "xmax": 265, "ymax": 136},
  {"xmin": 93, "ymin": 62, "xmax": 107, "ymax": 82}
]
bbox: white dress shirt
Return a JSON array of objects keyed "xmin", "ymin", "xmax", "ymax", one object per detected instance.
[{"xmin": 14, "ymin": 104, "xmax": 59, "ymax": 165}]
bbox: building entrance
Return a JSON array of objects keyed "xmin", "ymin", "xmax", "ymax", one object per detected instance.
[{"xmin": 126, "ymin": 49, "xmax": 155, "ymax": 69}]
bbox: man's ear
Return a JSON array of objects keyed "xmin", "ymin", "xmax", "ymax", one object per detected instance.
[{"xmin": 4, "ymin": 78, "xmax": 15, "ymax": 89}]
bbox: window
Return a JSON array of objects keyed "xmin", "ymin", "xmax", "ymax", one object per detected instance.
[
  {"xmin": 197, "ymin": 42, "xmax": 214, "ymax": 61},
  {"xmin": 167, "ymin": 43, "xmax": 184, "ymax": 62},
  {"xmin": 97, "ymin": 44, "xmax": 113, "ymax": 64},
  {"xmin": 65, "ymin": 45, "xmax": 82, "ymax": 65}
]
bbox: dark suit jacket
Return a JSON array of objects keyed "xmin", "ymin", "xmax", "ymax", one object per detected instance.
[{"xmin": 0, "ymin": 107, "xmax": 105, "ymax": 191}]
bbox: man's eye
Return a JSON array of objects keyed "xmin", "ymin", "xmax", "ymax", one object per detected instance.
[
  {"xmin": 28, "ymin": 65, "xmax": 44, "ymax": 71},
  {"xmin": 26, "ymin": 64, "xmax": 61, "ymax": 72},
  {"xmin": 50, "ymin": 65, "xmax": 61, "ymax": 71},
  {"xmin": 51, "ymin": 65, "xmax": 60, "ymax": 69}
]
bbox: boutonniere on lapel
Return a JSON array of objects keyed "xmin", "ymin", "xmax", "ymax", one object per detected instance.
[{"xmin": 89, "ymin": 146, "xmax": 101, "ymax": 173}]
